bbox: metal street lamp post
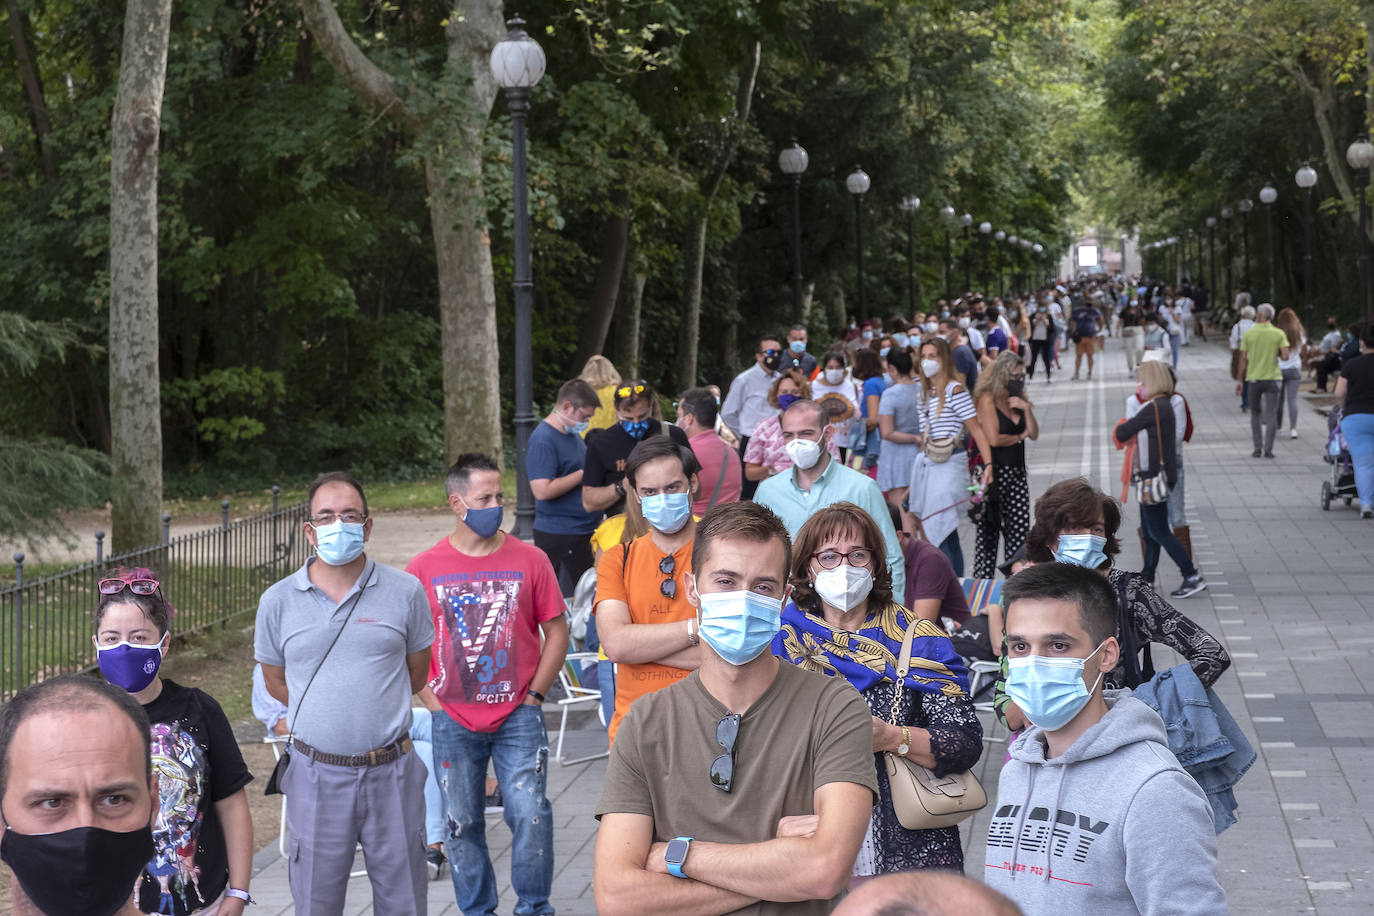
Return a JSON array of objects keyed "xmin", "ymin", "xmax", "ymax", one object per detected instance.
[
  {"xmin": 1206, "ymin": 216, "xmax": 1217, "ymax": 310},
  {"xmin": 978, "ymin": 221, "xmax": 992, "ymax": 293},
  {"xmin": 1007, "ymin": 234, "xmax": 1019, "ymax": 293},
  {"xmin": 847, "ymin": 167, "xmax": 871, "ymax": 322},
  {"xmin": 994, "ymin": 229, "xmax": 1006, "ymax": 295},
  {"xmin": 1259, "ymin": 184, "xmax": 1278, "ymax": 305},
  {"xmin": 778, "ymin": 139, "xmax": 809, "ymax": 325},
  {"xmin": 1346, "ymin": 138, "xmax": 1374, "ymax": 327},
  {"xmin": 1238, "ymin": 199, "xmax": 1253, "ymax": 293},
  {"xmin": 490, "ymin": 16, "xmax": 546, "ymax": 541},
  {"xmin": 901, "ymin": 195, "xmax": 921, "ymax": 316},
  {"xmin": 960, "ymin": 213, "xmax": 973, "ymax": 293},
  {"xmin": 940, "ymin": 205, "xmax": 956, "ymax": 300},
  {"xmin": 1296, "ymin": 164, "xmax": 1319, "ymax": 323},
  {"xmin": 1221, "ymin": 206, "xmax": 1234, "ymax": 308}
]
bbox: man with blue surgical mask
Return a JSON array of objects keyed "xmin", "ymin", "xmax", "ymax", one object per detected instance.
[
  {"xmin": 785, "ymin": 324, "xmax": 818, "ymax": 378},
  {"xmin": 528, "ymin": 377, "xmax": 604, "ymax": 596},
  {"xmin": 595, "ymin": 501, "xmax": 876, "ymax": 915},
  {"xmin": 594, "ymin": 438, "xmax": 705, "ymax": 742},
  {"xmin": 584, "ymin": 379, "xmax": 692, "ymax": 517},
  {"xmin": 255, "ymin": 471, "xmax": 435, "ymax": 914},
  {"xmin": 405, "ymin": 454, "xmax": 570, "ymax": 916},
  {"xmin": 986, "ymin": 563, "xmax": 1227, "ymax": 916}
]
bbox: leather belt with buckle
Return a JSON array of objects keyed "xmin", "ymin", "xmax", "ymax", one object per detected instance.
[{"xmin": 291, "ymin": 736, "xmax": 413, "ymax": 768}]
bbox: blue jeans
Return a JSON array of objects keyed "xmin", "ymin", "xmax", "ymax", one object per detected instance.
[
  {"xmin": 1341, "ymin": 412, "xmax": 1374, "ymax": 507},
  {"xmin": 408, "ymin": 708, "xmax": 447, "ymax": 846},
  {"xmin": 1140, "ymin": 501, "xmax": 1196, "ymax": 583},
  {"xmin": 939, "ymin": 530, "xmax": 965, "ymax": 577},
  {"xmin": 1169, "ymin": 332, "xmax": 1181, "ymax": 369},
  {"xmin": 597, "ymin": 658, "xmax": 616, "ymax": 728},
  {"xmin": 431, "ymin": 704, "xmax": 554, "ymax": 916}
]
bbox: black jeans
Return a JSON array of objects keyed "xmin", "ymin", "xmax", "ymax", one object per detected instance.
[
  {"xmin": 1315, "ymin": 352, "xmax": 1342, "ymax": 391},
  {"xmin": 1140, "ymin": 501, "xmax": 1196, "ymax": 584},
  {"xmin": 1028, "ymin": 339, "xmax": 1053, "ymax": 378},
  {"xmin": 533, "ymin": 528, "xmax": 594, "ymax": 597}
]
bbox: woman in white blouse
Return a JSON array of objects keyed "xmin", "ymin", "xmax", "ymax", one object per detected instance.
[{"xmin": 907, "ymin": 337, "xmax": 995, "ymax": 577}]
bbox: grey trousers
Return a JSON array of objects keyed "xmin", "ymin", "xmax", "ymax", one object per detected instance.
[
  {"xmin": 283, "ymin": 746, "xmax": 429, "ymax": 916},
  {"xmin": 1250, "ymin": 379, "xmax": 1281, "ymax": 454}
]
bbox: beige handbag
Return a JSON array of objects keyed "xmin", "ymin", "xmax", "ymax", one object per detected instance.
[
  {"xmin": 922, "ymin": 391, "xmax": 958, "ymax": 463},
  {"xmin": 883, "ymin": 617, "xmax": 987, "ymax": 830}
]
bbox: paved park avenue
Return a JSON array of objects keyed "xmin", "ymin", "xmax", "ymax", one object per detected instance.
[{"xmin": 243, "ymin": 335, "xmax": 1372, "ymax": 915}]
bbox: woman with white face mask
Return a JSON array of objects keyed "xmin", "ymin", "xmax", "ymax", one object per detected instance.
[
  {"xmin": 773, "ymin": 503, "xmax": 982, "ymax": 880},
  {"xmin": 811, "ymin": 349, "xmax": 862, "ymax": 464}
]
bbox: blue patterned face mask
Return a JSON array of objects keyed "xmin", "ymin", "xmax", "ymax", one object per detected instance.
[{"xmin": 622, "ymin": 419, "xmax": 652, "ymax": 440}]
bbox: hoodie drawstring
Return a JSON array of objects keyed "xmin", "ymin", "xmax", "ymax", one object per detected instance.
[
  {"xmin": 1045, "ymin": 766, "xmax": 1069, "ymax": 883},
  {"xmin": 1009, "ymin": 765, "xmax": 1036, "ymax": 880}
]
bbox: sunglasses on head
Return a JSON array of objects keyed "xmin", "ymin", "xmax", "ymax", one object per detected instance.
[
  {"xmin": 615, "ymin": 382, "xmax": 648, "ymax": 401},
  {"xmin": 98, "ymin": 577, "xmax": 160, "ymax": 596}
]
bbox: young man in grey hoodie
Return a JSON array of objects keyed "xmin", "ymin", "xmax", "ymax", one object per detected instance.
[{"xmin": 985, "ymin": 562, "xmax": 1227, "ymax": 915}]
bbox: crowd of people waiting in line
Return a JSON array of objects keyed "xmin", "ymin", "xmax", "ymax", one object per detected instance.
[{"xmin": 8, "ymin": 271, "xmax": 1373, "ymax": 916}]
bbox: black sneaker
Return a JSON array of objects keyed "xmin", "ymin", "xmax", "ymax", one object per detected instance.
[
  {"xmin": 425, "ymin": 844, "xmax": 446, "ymax": 881},
  {"xmin": 484, "ymin": 786, "xmax": 504, "ymax": 814},
  {"xmin": 1170, "ymin": 576, "xmax": 1207, "ymax": 599},
  {"xmin": 1251, "ymin": 449, "xmax": 1262, "ymax": 458}
]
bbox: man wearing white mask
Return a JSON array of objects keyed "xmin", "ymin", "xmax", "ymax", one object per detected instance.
[
  {"xmin": 255, "ymin": 471, "xmax": 435, "ymax": 914},
  {"xmin": 595, "ymin": 438, "xmax": 706, "ymax": 742},
  {"xmin": 593, "ymin": 501, "xmax": 876, "ymax": 915},
  {"xmin": 755, "ymin": 399, "xmax": 907, "ymax": 600},
  {"xmin": 405, "ymin": 454, "xmax": 569, "ymax": 916},
  {"xmin": 985, "ymin": 562, "xmax": 1227, "ymax": 915}
]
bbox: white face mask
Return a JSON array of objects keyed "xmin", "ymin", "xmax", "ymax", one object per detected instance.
[
  {"xmin": 924, "ymin": 321, "xmax": 938, "ymax": 333},
  {"xmin": 784, "ymin": 435, "xmax": 824, "ymax": 470},
  {"xmin": 812, "ymin": 564, "xmax": 874, "ymax": 611},
  {"xmin": 824, "ymin": 367, "xmax": 845, "ymax": 384},
  {"xmin": 921, "ymin": 358, "xmax": 941, "ymax": 379},
  {"xmin": 957, "ymin": 317, "xmax": 971, "ymax": 329}
]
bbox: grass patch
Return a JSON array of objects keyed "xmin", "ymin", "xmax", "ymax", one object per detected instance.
[{"xmin": 163, "ymin": 469, "xmax": 517, "ymax": 517}]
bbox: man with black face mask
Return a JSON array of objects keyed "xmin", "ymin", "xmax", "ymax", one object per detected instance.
[{"xmin": 1, "ymin": 674, "xmax": 157, "ymax": 916}]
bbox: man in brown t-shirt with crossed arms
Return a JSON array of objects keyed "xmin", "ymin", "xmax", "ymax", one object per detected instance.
[{"xmin": 594, "ymin": 501, "xmax": 876, "ymax": 915}]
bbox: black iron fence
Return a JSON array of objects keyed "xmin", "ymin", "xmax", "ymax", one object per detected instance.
[{"xmin": 2, "ymin": 488, "xmax": 308, "ymax": 703}]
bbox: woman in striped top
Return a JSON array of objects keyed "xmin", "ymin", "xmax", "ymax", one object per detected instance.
[{"xmin": 907, "ymin": 337, "xmax": 995, "ymax": 576}]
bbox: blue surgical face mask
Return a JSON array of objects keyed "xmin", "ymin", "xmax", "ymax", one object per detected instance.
[
  {"xmin": 1054, "ymin": 533, "xmax": 1108, "ymax": 569},
  {"xmin": 459, "ymin": 495, "xmax": 504, "ymax": 539},
  {"xmin": 1005, "ymin": 643, "xmax": 1106, "ymax": 731},
  {"xmin": 563, "ymin": 410, "xmax": 589, "ymax": 435},
  {"xmin": 789, "ymin": 340, "xmax": 806, "ymax": 353},
  {"xmin": 695, "ymin": 588, "xmax": 783, "ymax": 666},
  {"xmin": 622, "ymin": 418, "xmax": 652, "ymax": 440},
  {"xmin": 640, "ymin": 492, "xmax": 692, "ymax": 534},
  {"xmin": 96, "ymin": 639, "xmax": 165, "ymax": 693},
  {"xmin": 892, "ymin": 333, "xmax": 909, "ymax": 348},
  {"xmin": 313, "ymin": 519, "xmax": 366, "ymax": 566}
]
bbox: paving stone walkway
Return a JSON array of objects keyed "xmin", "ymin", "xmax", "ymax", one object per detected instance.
[{"xmin": 248, "ymin": 334, "xmax": 1371, "ymax": 914}]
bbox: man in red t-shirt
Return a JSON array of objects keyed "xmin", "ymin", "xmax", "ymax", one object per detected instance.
[{"xmin": 405, "ymin": 453, "xmax": 570, "ymax": 916}]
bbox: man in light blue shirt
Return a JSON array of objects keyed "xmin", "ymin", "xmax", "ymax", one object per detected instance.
[{"xmin": 755, "ymin": 399, "xmax": 906, "ymax": 598}]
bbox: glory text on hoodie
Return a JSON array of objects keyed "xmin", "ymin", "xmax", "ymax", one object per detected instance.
[{"xmin": 984, "ymin": 690, "xmax": 1228, "ymax": 915}]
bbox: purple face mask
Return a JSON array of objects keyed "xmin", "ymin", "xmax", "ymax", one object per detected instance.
[{"xmin": 96, "ymin": 640, "xmax": 164, "ymax": 692}]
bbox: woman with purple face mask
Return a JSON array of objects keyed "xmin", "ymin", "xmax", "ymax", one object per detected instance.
[
  {"xmin": 742, "ymin": 369, "xmax": 839, "ymax": 481},
  {"xmin": 93, "ymin": 570, "xmax": 255, "ymax": 916}
]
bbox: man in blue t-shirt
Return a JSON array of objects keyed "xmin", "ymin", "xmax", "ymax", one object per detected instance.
[
  {"xmin": 939, "ymin": 317, "xmax": 980, "ymax": 390},
  {"xmin": 1070, "ymin": 304, "xmax": 1100, "ymax": 380},
  {"xmin": 528, "ymin": 378, "xmax": 603, "ymax": 595}
]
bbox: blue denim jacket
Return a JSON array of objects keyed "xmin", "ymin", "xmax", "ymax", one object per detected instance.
[{"xmin": 1132, "ymin": 662, "xmax": 1256, "ymax": 834}]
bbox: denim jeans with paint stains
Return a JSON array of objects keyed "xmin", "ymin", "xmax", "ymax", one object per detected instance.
[{"xmin": 431, "ymin": 702, "xmax": 554, "ymax": 916}]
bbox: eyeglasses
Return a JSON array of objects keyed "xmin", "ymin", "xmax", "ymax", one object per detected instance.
[
  {"xmin": 98, "ymin": 577, "xmax": 160, "ymax": 596},
  {"xmin": 812, "ymin": 548, "xmax": 874, "ymax": 570},
  {"xmin": 710, "ymin": 713, "xmax": 740, "ymax": 792},
  {"xmin": 659, "ymin": 554, "xmax": 676, "ymax": 599},
  {"xmin": 309, "ymin": 513, "xmax": 368, "ymax": 526},
  {"xmin": 760, "ymin": 349, "xmax": 781, "ymax": 357},
  {"xmin": 615, "ymin": 382, "xmax": 648, "ymax": 401}
]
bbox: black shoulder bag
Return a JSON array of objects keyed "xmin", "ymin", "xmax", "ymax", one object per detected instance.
[{"xmin": 264, "ymin": 570, "xmax": 373, "ymax": 795}]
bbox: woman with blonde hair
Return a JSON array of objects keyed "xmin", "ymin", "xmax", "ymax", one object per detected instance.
[
  {"xmin": 772, "ymin": 502, "xmax": 980, "ymax": 878},
  {"xmin": 1275, "ymin": 308, "xmax": 1306, "ymax": 438},
  {"xmin": 743, "ymin": 368, "xmax": 838, "ymax": 480},
  {"xmin": 908, "ymin": 336, "xmax": 995, "ymax": 576},
  {"xmin": 972, "ymin": 351, "xmax": 1038, "ymax": 578},
  {"xmin": 578, "ymin": 355, "xmax": 622, "ymax": 436}
]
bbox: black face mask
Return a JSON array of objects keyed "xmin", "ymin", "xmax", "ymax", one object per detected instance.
[
  {"xmin": 762, "ymin": 353, "xmax": 782, "ymax": 372},
  {"xmin": 1007, "ymin": 379, "xmax": 1025, "ymax": 398},
  {"xmin": 1, "ymin": 821, "xmax": 154, "ymax": 916}
]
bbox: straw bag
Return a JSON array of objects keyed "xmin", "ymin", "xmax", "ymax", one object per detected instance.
[
  {"xmin": 883, "ymin": 617, "xmax": 987, "ymax": 830},
  {"xmin": 922, "ymin": 391, "xmax": 958, "ymax": 464}
]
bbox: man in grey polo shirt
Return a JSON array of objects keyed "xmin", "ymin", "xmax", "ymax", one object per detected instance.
[{"xmin": 255, "ymin": 471, "xmax": 434, "ymax": 916}]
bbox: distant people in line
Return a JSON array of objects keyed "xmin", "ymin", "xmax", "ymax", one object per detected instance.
[
  {"xmin": 722, "ymin": 335, "xmax": 784, "ymax": 499},
  {"xmin": 582, "ymin": 378, "xmax": 691, "ymax": 517},
  {"xmin": 1228, "ymin": 304, "xmax": 1257, "ymax": 411},
  {"xmin": 1274, "ymin": 308, "xmax": 1306, "ymax": 440},
  {"xmin": 1313, "ymin": 316, "xmax": 1345, "ymax": 392},
  {"xmin": 528, "ymin": 378, "xmax": 603, "ymax": 595},
  {"xmin": 1236, "ymin": 304, "xmax": 1291, "ymax": 458},
  {"xmin": 744, "ymin": 368, "xmax": 839, "ymax": 483},
  {"xmin": 675, "ymin": 386, "xmax": 743, "ymax": 515},
  {"xmin": 577, "ymin": 354, "xmax": 622, "ymax": 436},
  {"xmin": 1, "ymin": 675, "xmax": 158, "ymax": 916},
  {"xmin": 593, "ymin": 501, "xmax": 876, "ymax": 914},
  {"xmin": 973, "ymin": 352, "xmax": 1038, "ymax": 579},
  {"xmin": 255, "ymin": 471, "xmax": 435, "ymax": 915}
]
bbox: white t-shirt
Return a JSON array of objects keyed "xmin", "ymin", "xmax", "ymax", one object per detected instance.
[
  {"xmin": 1229, "ymin": 318, "xmax": 1255, "ymax": 350},
  {"xmin": 1278, "ymin": 336, "xmax": 1305, "ymax": 372}
]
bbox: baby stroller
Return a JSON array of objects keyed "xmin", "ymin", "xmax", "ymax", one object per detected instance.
[{"xmin": 1321, "ymin": 406, "xmax": 1358, "ymax": 510}]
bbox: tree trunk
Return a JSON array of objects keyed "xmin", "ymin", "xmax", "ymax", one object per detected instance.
[
  {"xmin": 108, "ymin": 0, "xmax": 172, "ymax": 552},
  {"xmin": 574, "ymin": 186, "xmax": 630, "ymax": 369},
  {"xmin": 612, "ymin": 244, "xmax": 644, "ymax": 377},
  {"xmin": 7, "ymin": 0, "xmax": 56, "ymax": 178}
]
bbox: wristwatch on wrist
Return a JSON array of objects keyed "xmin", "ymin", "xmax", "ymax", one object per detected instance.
[
  {"xmin": 897, "ymin": 726, "xmax": 911, "ymax": 757},
  {"xmin": 527, "ymin": 689, "xmax": 546, "ymax": 704},
  {"xmin": 665, "ymin": 836, "xmax": 693, "ymax": 878}
]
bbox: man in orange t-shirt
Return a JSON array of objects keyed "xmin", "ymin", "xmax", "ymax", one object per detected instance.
[{"xmin": 594, "ymin": 436, "xmax": 704, "ymax": 742}]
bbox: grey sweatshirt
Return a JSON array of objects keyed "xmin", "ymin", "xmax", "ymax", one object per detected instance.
[{"xmin": 984, "ymin": 690, "xmax": 1228, "ymax": 915}]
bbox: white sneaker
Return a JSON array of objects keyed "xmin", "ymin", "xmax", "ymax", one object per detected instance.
[{"xmin": 1290, "ymin": 428, "xmax": 1298, "ymax": 439}]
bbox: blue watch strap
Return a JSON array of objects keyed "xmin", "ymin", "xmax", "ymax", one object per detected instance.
[{"xmin": 665, "ymin": 836, "xmax": 692, "ymax": 878}]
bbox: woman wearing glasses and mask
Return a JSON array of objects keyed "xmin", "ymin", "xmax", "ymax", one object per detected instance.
[
  {"xmin": 773, "ymin": 503, "xmax": 982, "ymax": 880},
  {"xmin": 93, "ymin": 569, "xmax": 255, "ymax": 916}
]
